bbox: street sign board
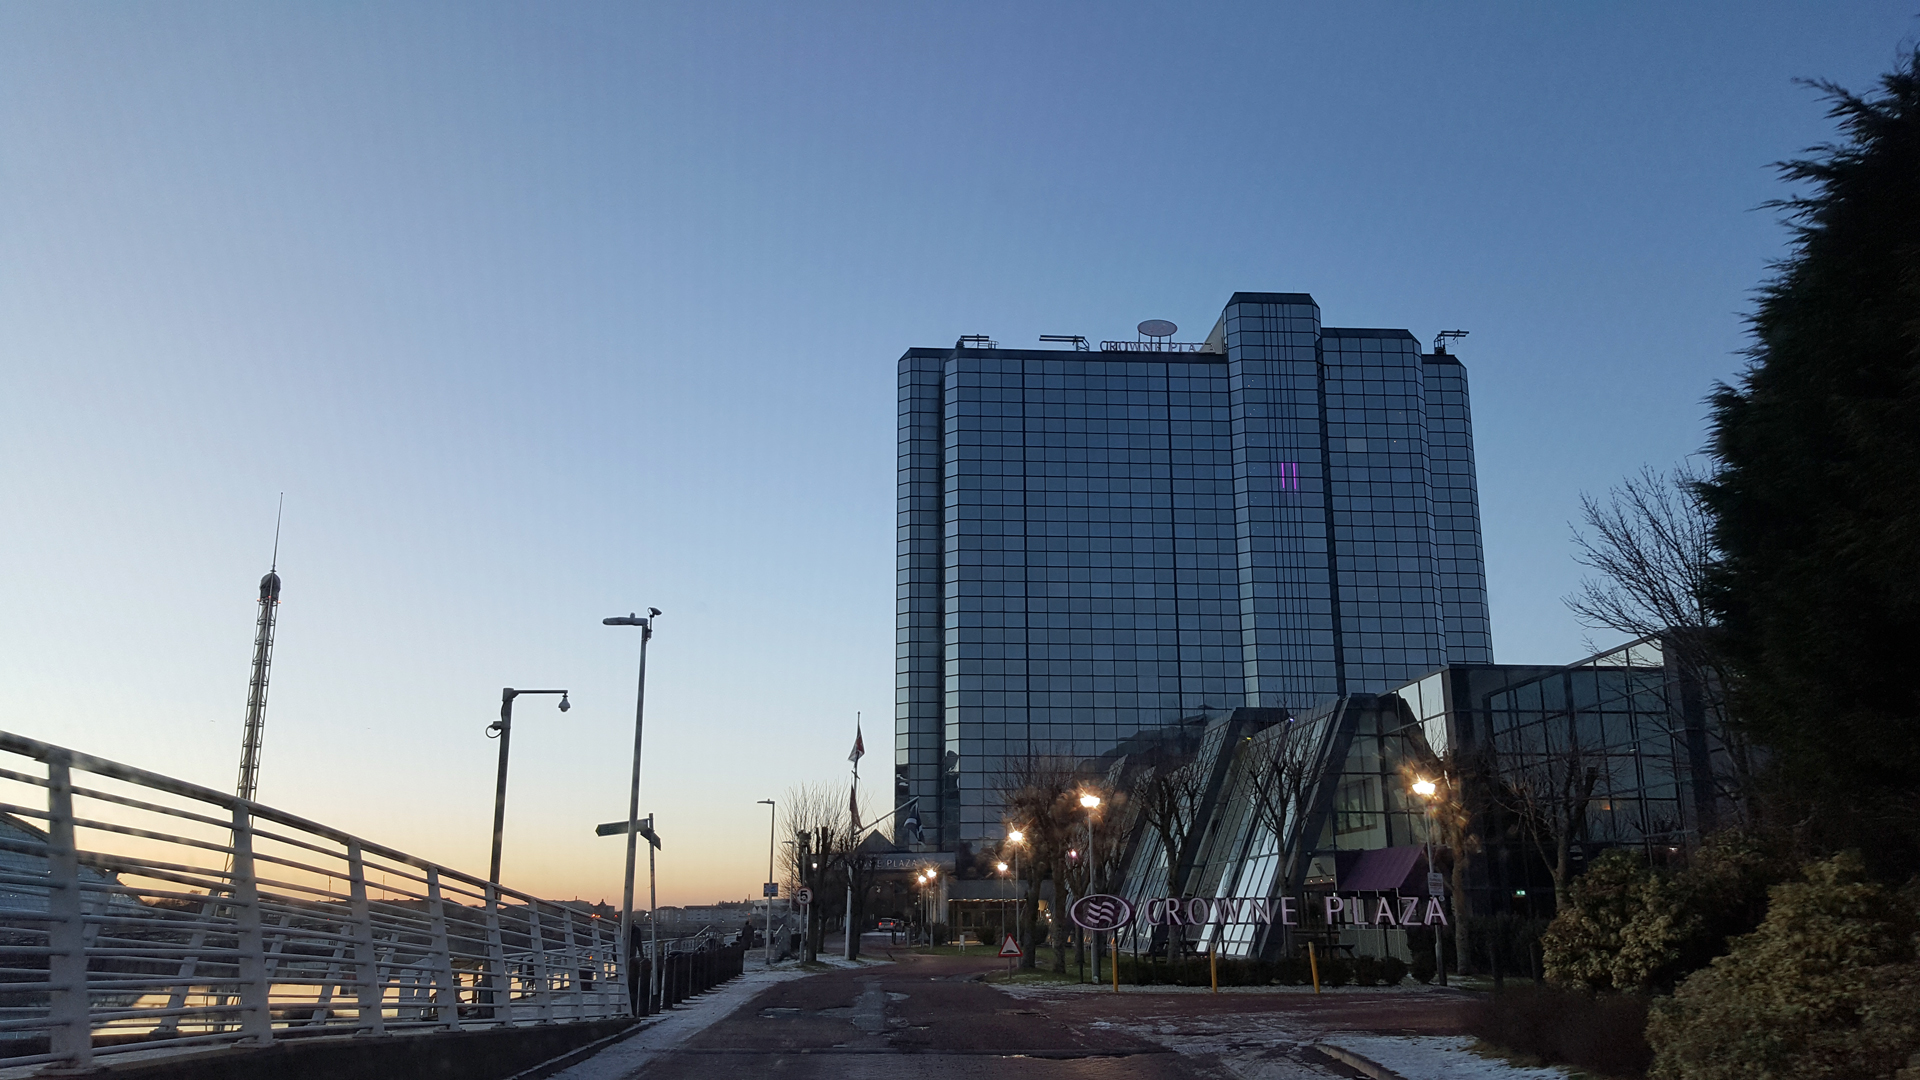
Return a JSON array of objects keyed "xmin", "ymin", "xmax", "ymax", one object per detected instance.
[
  {"xmin": 795, "ymin": 887, "xmax": 814, "ymax": 905},
  {"xmin": 999, "ymin": 934, "xmax": 1022, "ymax": 958},
  {"xmin": 1427, "ymin": 872, "xmax": 1446, "ymax": 897},
  {"xmin": 763, "ymin": 882, "xmax": 779, "ymax": 898}
]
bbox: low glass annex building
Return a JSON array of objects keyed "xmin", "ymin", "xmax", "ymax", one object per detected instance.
[
  {"xmin": 897, "ymin": 292, "xmax": 1494, "ymax": 850},
  {"xmin": 1092, "ymin": 633, "xmax": 1736, "ymax": 962}
]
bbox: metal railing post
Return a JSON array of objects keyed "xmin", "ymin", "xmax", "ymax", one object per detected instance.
[
  {"xmin": 591, "ymin": 916, "xmax": 608, "ymax": 1015},
  {"xmin": 346, "ymin": 841, "xmax": 384, "ymax": 1035},
  {"xmin": 485, "ymin": 886, "xmax": 510, "ymax": 1024},
  {"xmin": 426, "ymin": 868, "xmax": 459, "ymax": 1030},
  {"xmin": 562, "ymin": 908, "xmax": 585, "ymax": 1020},
  {"xmin": 527, "ymin": 903, "xmax": 554, "ymax": 1023},
  {"xmin": 230, "ymin": 802, "xmax": 273, "ymax": 1044},
  {"xmin": 45, "ymin": 752, "xmax": 93, "ymax": 1071}
]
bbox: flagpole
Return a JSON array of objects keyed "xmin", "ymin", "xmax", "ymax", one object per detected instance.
[{"xmin": 846, "ymin": 712, "xmax": 861, "ymax": 961}]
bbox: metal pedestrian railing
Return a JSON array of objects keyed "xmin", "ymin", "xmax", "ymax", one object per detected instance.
[{"xmin": 0, "ymin": 730, "xmax": 626, "ymax": 1072}]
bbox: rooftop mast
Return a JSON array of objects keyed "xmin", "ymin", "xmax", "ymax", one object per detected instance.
[{"xmin": 236, "ymin": 496, "xmax": 283, "ymax": 803}]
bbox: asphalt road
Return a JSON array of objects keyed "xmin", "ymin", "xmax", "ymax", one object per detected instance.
[{"xmin": 571, "ymin": 947, "xmax": 1473, "ymax": 1080}]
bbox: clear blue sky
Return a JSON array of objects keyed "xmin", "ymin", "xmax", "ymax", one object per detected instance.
[{"xmin": 3, "ymin": 3, "xmax": 1913, "ymax": 904}]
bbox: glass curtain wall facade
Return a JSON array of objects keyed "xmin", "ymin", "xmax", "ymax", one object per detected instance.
[{"xmin": 898, "ymin": 293, "xmax": 1493, "ymax": 849}]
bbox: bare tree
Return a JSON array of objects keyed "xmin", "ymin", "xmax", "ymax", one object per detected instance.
[
  {"xmin": 1132, "ymin": 763, "xmax": 1206, "ymax": 900},
  {"xmin": 1497, "ymin": 738, "xmax": 1600, "ymax": 913},
  {"xmin": 1403, "ymin": 749, "xmax": 1487, "ymax": 973},
  {"xmin": 779, "ymin": 783, "xmax": 849, "ymax": 963},
  {"xmin": 1566, "ymin": 464, "xmax": 1715, "ymax": 645},
  {"xmin": 1241, "ymin": 723, "xmax": 1313, "ymax": 867},
  {"xmin": 1566, "ymin": 464, "xmax": 1755, "ymax": 824},
  {"xmin": 1241, "ymin": 723, "xmax": 1314, "ymax": 956},
  {"xmin": 996, "ymin": 750, "xmax": 1079, "ymax": 972}
]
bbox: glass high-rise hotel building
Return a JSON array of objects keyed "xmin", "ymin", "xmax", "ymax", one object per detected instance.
[{"xmin": 897, "ymin": 292, "xmax": 1493, "ymax": 849}]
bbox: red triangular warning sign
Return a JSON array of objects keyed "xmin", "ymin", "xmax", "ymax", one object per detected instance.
[{"xmin": 999, "ymin": 934, "xmax": 1022, "ymax": 958}]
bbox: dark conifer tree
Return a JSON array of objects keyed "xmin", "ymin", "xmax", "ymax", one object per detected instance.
[{"xmin": 1701, "ymin": 50, "xmax": 1920, "ymax": 868}]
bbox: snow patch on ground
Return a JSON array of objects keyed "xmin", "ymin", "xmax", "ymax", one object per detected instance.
[
  {"xmin": 546, "ymin": 967, "xmax": 809, "ymax": 1080},
  {"xmin": 1322, "ymin": 1034, "xmax": 1572, "ymax": 1080}
]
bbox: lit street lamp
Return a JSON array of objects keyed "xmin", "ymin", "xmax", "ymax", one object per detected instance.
[
  {"xmin": 1078, "ymin": 791, "xmax": 1102, "ymax": 982},
  {"xmin": 1412, "ymin": 775, "xmax": 1446, "ymax": 986},
  {"xmin": 1006, "ymin": 828, "xmax": 1025, "ymax": 959},
  {"xmin": 487, "ymin": 687, "xmax": 569, "ymax": 885},
  {"xmin": 603, "ymin": 607, "xmax": 661, "ymax": 1014}
]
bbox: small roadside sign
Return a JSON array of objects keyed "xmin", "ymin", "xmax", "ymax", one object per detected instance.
[
  {"xmin": 796, "ymin": 886, "xmax": 814, "ymax": 905},
  {"xmin": 1427, "ymin": 872, "xmax": 1446, "ymax": 897},
  {"xmin": 999, "ymin": 934, "xmax": 1022, "ymax": 958},
  {"xmin": 763, "ymin": 882, "xmax": 779, "ymax": 898}
]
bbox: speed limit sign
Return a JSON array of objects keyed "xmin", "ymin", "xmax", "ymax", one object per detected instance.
[{"xmin": 795, "ymin": 887, "xmax": 813, "ymax": 904}]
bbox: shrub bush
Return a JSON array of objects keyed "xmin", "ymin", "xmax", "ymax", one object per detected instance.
[
  {"xmin": 1468, "ymin": 983, "xmax": 1652, "ymax": 1078},
  {"xmin": 1542, "ymin": 849, "xmax": 1689, "ymax": 992},
  {"xmin": 1317, "ymin": 956, "xmax": 1352, "ymax": 987},
  {"xmin": 1545, "ymin": 833, "xmax": 1786, "ymax": 994},
  {"xmin": 1646, "ymin": 853, "xmax": 1920, "ymax": 1080},
  {"xmin": 1379, "ymin": 956, "xmax": 1408, "ymax": 986}
]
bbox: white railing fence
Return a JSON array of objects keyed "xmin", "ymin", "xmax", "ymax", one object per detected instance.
[{"xmin": 0, "ymin": 731, "xmax": 626, "ymax": 1072}]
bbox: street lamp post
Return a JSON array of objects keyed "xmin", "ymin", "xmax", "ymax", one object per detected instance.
[
  {"xmin": 757, "ymin": 799, "xmax": 776, "ymax": 969},
  {"xmin": 1079, "ymin": 793, "xmax": 1102, "ymax": 983},
  {"xmin": 604, "ymin": 608, "xmax": 660, "ymax": 1014},
  {"xmin": 487, "ymin": 687, "xmax": 570, "ymax": 885},
  {"xmin": 1412, "ymin": 776, "xmax": 1446, "ymax": 987},
  {"xmin": 996, "ymin": 860, "xmax": 1010, "ymax": 945},
  {"xmin": 1006, "ymin": 828, "xmax": 1025, "ymax": 961}
]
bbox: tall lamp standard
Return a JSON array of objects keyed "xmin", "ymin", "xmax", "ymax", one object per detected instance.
[
  {"xmin": 757, "ymin": 799, "xmax": 776, "ymax": 969},
  {"xmin": 487, "ymin": 688, "xmax": 570, "ymax": 885},
  {"xmin": 996, "ymin": 860, "xmax": 1010, "ymax": 945},
  {"xmin": 1078, "ymin": 793, "xmax": 1102, "ymax": 981},
  {"xmin": 1006, "ymin": 828, "xmax": 1026, "ymax": 955},
  {"xmin": 604, "ymin": 608, "xmax": 661, "ymax": 1012},
  {"xmin": 1412, "ymin": 776, "xmax": 1446, "ymax": 987}
]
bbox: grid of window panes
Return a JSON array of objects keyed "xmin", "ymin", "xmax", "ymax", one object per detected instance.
[
  {"xmin": 897, "ymin": 352, "xmax": 947, "ymax": 843},
  {"xmin": 1481, "ymin": 640, "xmax": 1693, "ymax": 849},
  {"xmin": 939, "ymin": 351, "xmax": 1245, "ymax": 841},
  {"xmin": 1310, "ymin": 697, "xmax": 1440, "ymax": 854},
  {"xmin": 1322, "ymin": 330, "xmax": 1448, "ymax": 692},
  {"xmin": 1423, "ymin": 356, "xmax": 1494, "ymax": 663},
  {"xmin": 1220, "ymin": 295, "xmax": 1339, "ymax": 710}
]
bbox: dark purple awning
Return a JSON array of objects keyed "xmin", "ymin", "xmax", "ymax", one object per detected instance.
[{"xmin": 1341, "ymin": 845, "xmax": 1425, "ymax": 892}]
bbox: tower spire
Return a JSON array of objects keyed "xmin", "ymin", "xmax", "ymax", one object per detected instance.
[{"xmin": 236, "ymin": 502, "xmax": 283, "ymax": 803}]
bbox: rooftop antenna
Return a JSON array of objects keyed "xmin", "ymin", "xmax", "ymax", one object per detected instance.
[
  {"xmin": 236, "ymin": 496, "xmax": 284, "ymax": 803},
  {"xmin": 1433, "ymin": 330, "xmax": 1469, "ymax": 354}
]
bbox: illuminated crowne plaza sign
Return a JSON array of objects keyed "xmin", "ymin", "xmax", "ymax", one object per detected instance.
[{"xmin": 1068, "ymin": 893, "xmax": 1449, "ymax": 933}]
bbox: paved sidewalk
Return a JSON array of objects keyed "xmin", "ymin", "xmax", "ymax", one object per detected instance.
[{"xmin": 546, "ymin": 966, "xmax": 812, "ymax": 1080}]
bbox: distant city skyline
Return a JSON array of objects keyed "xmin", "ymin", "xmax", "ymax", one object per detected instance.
[{"xmin": 1, "ymin": 3, "xmax": 1913, "ymax": 905}]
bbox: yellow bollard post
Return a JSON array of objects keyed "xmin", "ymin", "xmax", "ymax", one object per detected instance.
[
  {"xmin": 1209, "ymin": 941, "xmax": 1219, "ymax": 993},
  {"xmin": 1308, "ymin": 941, "xmax": 1321, "ymax": 995}
]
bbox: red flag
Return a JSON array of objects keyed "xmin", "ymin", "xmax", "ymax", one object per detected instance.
[
  {"xmin": 848, "ymin": 723, "xmax": 865, "ymax": 764},
  {"xmin": 849, "ymin": 780, "xmax": 861, "ymax": 833}
]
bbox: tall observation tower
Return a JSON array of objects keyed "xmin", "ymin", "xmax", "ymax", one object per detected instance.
[{"xmin": 235, "ymin": 509, "xmax": 283, "ymax": 803}]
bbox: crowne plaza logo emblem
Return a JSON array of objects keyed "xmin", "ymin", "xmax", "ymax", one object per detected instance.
[{"xmin": 1068, "ymin": 894, "xmax": 1134, "ymax": 932}]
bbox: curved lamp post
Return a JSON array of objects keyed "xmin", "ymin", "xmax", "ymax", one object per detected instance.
[
  {"xmin": 604, "ymin": 608, "xmax": 660, "ymax": 1012},
  {"xmin": 487, "ymin": 687, "xmax": 569, "ymax": 885}
]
